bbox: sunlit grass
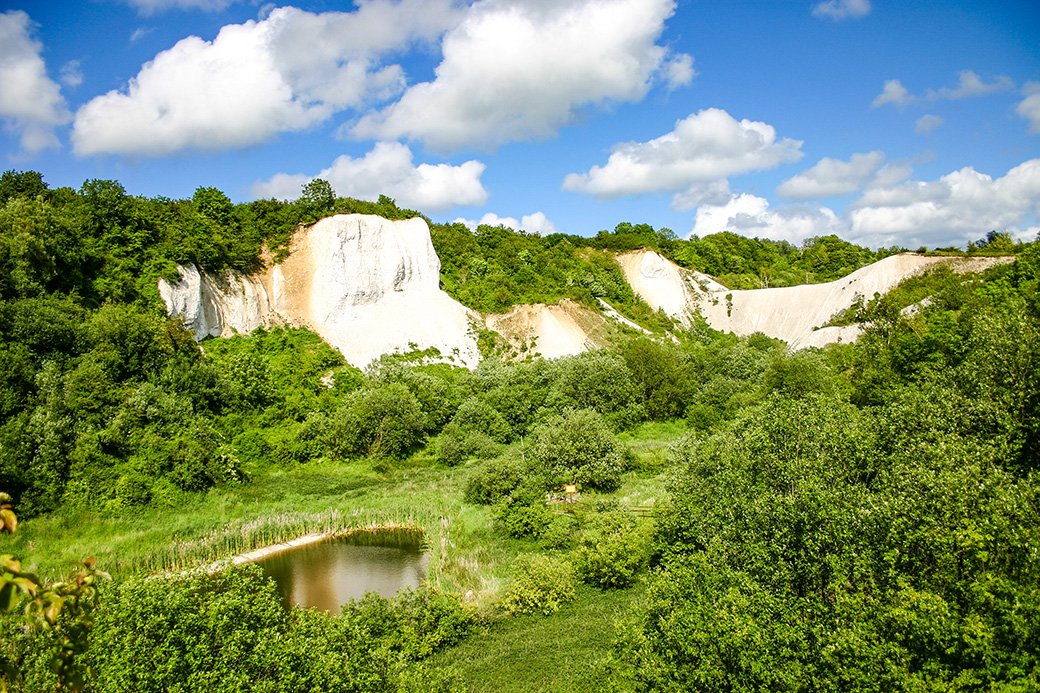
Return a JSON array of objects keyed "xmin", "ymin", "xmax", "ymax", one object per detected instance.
[{"xmin": 428, "ymin": 583, "xmax": 645, "ymax": 692}]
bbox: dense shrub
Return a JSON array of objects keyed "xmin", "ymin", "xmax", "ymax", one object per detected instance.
[
  {"xmin": 324, "ymin": 384, "xmax": 426, "ymax": 460},
  {"xmin": 463, "ymin": 455, "xmax": 524, "ymax": 505},
  {"xmin": 502, "ymin": 554, "xmax": 578, "ymax": 615},
  {"xmin": 548, "ymin": 351, "xmax": 642, "ymax": 427},
  {"xmin": 448, "ymin": 397, "xmax": 512, "ymax": 443},
  {"xmin": 0, "ymin": 566, "xmax": 472, "ymax": 693},
  {"xmin": 495, "ymin": 489, "xmax": 554, "ymax": 539},
  {"xmin": 572, "ymin": 511, "xmax": 649, "ymax": 589},
  {"xmin": 436, "ymin": 426, "xmax": 499, "ymax": 466},
  {"xmin": 528, "ymin": 409, "xmax": 628, "ymax": 492}
]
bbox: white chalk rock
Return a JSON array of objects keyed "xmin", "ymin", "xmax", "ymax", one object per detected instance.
[
  {"xmin": 159, "ymin": 214, "xmax": 481, "ymax": 368},
  {"xmin": 617, "ymin": 249, "xmax": 1014, "ymax": 349},
  {"xmin": 159, "ymin": 265, "xmax": 271, "ymax": 339}
]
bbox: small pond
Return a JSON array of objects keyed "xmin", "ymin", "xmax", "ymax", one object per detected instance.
[{"xmin": 256, "ymin": 528, "xmax": 429, "ymax": 613}]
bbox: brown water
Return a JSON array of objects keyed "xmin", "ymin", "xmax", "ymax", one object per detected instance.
[{"xmin": 256, "ymin": 529, "xmax": 429, "ymax": 613}]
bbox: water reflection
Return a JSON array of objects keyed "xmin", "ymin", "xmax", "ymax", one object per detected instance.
[{"xmin": 256, "ymin": 529, "xmax": 429, "ymax": 613}]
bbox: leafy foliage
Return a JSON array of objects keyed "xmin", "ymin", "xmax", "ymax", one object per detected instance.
[
  {"xmin": 502, "ymin": 554, "xmax": 577, "ymax": 616},
  {"xmin": 2, "ymin": 565, "xmax": 471, "ymax": 693},
  {"xmin": 527, "ymin": 409, "xmax": 629, "ymax": 493},
  {"xmin": 622, "ymin": 248, "xmax": 1040, "ymax": 691}
]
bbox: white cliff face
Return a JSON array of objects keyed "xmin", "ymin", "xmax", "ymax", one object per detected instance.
[
  {"xmin": 159, "ymin": 214, "xmax": 481, "ymax": 368},
  {"xmin": 617, "ymin": 249, "xmax": 1014, "ymax": 349},
  {"xmin": 158, "ymin": 265, "xmax": 272, "ymax": 339}
]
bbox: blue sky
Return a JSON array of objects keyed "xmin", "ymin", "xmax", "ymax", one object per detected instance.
[{"xmin": 1, "ymin": 0, "xmax": 1037, "ymax": 248}]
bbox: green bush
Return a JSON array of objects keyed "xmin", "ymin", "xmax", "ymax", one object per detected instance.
[
  {"xmin": 448, "ymin": 397, "xmax": 512, "ymax": 442},
  {"xmin": 436, "ymin": 426, "xmax": 499, "ymax": 466},
  {"xmin": 56, "ymin": 566, "xmax": 473, "ymax": 693},
  {"xmin": 463, "ymin": 456, "xmax": 524, "ymax": 504},
  {"xmin": 548, "ymin": 351, "xmax": 643, "ymax": 427},
  {"xmin": 495, "ymin": 492, "xmax": 554, "ymax": 539},
  {"xmin": 572, "ymin": 511, "xmax": 648, "ymax": 588},
  {"xmin": 502, "ymin": 554, "xmax": 578, "ymax": 615},
  {"xmin": 324, "ymin": 384, "xmax": 427, "ymax": 460},
  {"xmin": 528, "ymin": 409, "xmax": 628, "ymax": 492},
  {"xmin": 538, "ymin": 513, "xmax": 580, "ymax": 550}
]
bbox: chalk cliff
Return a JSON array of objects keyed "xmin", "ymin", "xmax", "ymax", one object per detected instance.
[
  {"xmin": 159, "ymin": 214, "xmax": 482, "ymax": 368},
  {"xmin": 161, "ymin": 213, "xmax": 1015, "ymax": 365},
  {"xmin": 618, "ymin": 249, "xmax": 1014, "ymax": 348}
]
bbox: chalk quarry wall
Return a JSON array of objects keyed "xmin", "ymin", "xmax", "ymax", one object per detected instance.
[
  {"xmin": 160, "ymin": 213, "xmax": 1016, "ymax": 366},
  {"xmin": 618, "ymin": 249, "xmax": 1015, "ymax": 348},
  {"xmin": 159, "ymin": 214, "xmax": 482, "ymax": 368}
]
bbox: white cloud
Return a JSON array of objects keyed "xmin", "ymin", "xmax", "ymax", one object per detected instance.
[
  {"xmin": 928, "ymin": 70, "xmax": 1013, "ymax": 100},
  {"xmin": 120, "ymin": 0, "xmax": 240, "ymax": 14},
  {"xmin": 777, "ymin": 151, "xmax": 885, "ymax": 200},
  {"xmin": 130, "ymin": 27, "xmax": 154, "ymax": 43},
  {"xmin": 915, "ymin": 114, "xmax": 944, "ymax": 135},
  {"xmin": 454, "ymin": 211, "xmax": 558, "ymax": 236},
  {"xmin": 872, "ymin": 79, "xmax": 915, "ymax": 108},
  {"xmin": 352, "ymin": 0, "xmax": 690, "ymax": 152},
  {"xmin": 59, "ymin": 60, "xmax": 83, "ymax": 88},
  {"xmin": 562, "ymin": 108, "xmax": 803, "ymax": 207},
  {"xmin": 0, "ymin": 10, "xmax": 70, "ymax": 155},
  {"xmin": 250, "ymin": 141, "xmax": 488, "ymax": 213},
  {"xmin": 689, "ymin": 193, "xmax": 844, "ymax": 244},
  {"xmin": 519, "ymin": 211, "xmax": 558, "ymax": 236},
  {"xmin": 670, "ymin": 179, "xmax": 733, "ymax": 209},
  {"xmin": 1017, "ymin": 82, "xmax": 1040, "ymax": 134},
  {"xmin": 812, "ymin": 0, "xmax": 871, "ymax": 21},
  {"xmin": 662, "ymin": 54, "xmax": 695, "ymax": 90},
  {"xmin": 72, "ymin": 2, "xmax": 462, "ymax": 157},
  {"xmin": 874, "ymin": 71, "xmax": 1015, "ymax": 110},
  {"xmin": 848, "ymin": 159, "xmax": 1040, "ymax": 247}
]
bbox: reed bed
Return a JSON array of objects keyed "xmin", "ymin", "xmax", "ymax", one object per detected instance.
[{"xmin": 116, "ymin": 505, "xmax": 444, "ymax": 575}]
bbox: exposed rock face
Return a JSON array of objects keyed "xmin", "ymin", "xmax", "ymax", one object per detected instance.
[
  {"xmin": 485, "ymin": 299, "xmax": 614, "ymax": 359},
  {"xmin": 618, "ymin": 249, "xmax": 1014, "ymax": 349},
  {"xmin": 162, "ymin": 215, "xmax": 1016, "ymax": 364},
  {"xmin": 159, "ymin": 214, "xmax": 481, "ymax": 368},
  {"xmin": 158, "ymin": 265, "xmax": 274, "ymax": 339}
]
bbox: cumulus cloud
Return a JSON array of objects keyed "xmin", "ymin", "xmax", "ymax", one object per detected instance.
[
  {"xmin": 872, "ymin": 79, "xmax": 915, "ymax": 108},
  {"xmin": 72, "ymin": 1, "xmax": 462, "ymax": 157},
  {"xmin": 454, "ymin": 211, "xmax": 558, "ymax": 236},
  {"xmin": 689, "ymin": 193, "xmax": 844, "ymax": 244},
  {"xmin": 812, "ymin": 0, "xmax": 871, "ymax": 21},
  {"xmin": 777, "ymin": 151, "xmax": 886, "ymax": 200},
  {"xmin": 0, "ymin": 11, "xmax": 70, "ymax": 155},
  {"xmin": 927, "ymin": 70, "xmax": 1013, "ymax": 100},
  {"xmin": 1017, "ymin": 82, "xmax": 1040, "ymax": 134},
  {"xmin": 352, "ymin": 0, "xmax": 691, "ymax": 152},
  {"xmin": 915, "ymin": 114, "xmax": 944, "ymax": 135},
  {"xmin": 562, "ymin": 108, "xmax": 803, "ymax": 207},
  {"xmin": 670, "ymin": 179, "xmax": 733, "ymax": 209},
  {"xmin": 848, "ymin": 159, "xmax": 1040, "ymax": 247},
  {"xmin": 874, "ymin": 71, "xmax": 1015, "ymax": 110},
  {"xmin": 662, "ymin": 54, "xmax": 696, "ymax": 90},
  {"xmin": 250, "ymin": 141, "xmax": 488, "ymax": 213}
]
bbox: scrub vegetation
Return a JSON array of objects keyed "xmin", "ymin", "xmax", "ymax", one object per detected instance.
[{"xmin": 1, "ymin": 170, "xmax": 1037, "ymax": 692}]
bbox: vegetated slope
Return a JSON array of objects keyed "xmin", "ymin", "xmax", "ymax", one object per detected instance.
[
  {"xmin": 619, "ymin": 248, "xmax": 1015, "ymax": 348},
  {"xmin": 3, "ymin": 161, "xmax": 1038, "ymax": 692}
]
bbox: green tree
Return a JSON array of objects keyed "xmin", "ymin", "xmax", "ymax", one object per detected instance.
[
  {"xmin": 300, "ymin": 178, "xmax": 336, "ymax": 219},
  {"xmin": 325, "ymin": 384, "xmax": 427, "ymax": 460},
  {"xmin": 528, "ymin": 409, "xmax": 628, "ymax": 492}
]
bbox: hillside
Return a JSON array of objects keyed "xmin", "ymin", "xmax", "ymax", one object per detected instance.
[
  {"xmin": 618, "ymin": 248, "xmax": 1015, "ymax": 348},
  {"xmin": 2, "ymin": 174, "xmax": 1038, "ymax": 693},
  {"xmin": 159, "ymin": 213, "xmax": 1016, "ymax": 364}
]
